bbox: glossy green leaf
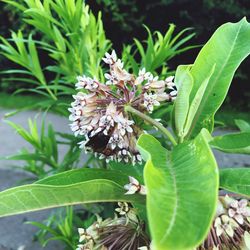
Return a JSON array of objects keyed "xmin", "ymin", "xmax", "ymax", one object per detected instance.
[
  {"xmin": 0, "ymin": 169, "xmax": 145, "ymax": 218},
  {"xmin": 188, "ymin": 18, "xmax": 250, "ymax": 138},
  {"xmin": 210, "ymin": 132, "xmax": 250, "ymax": 154},
  {"xmin": 220, "ymin": 168, "xmax": 250, "ymax": 197},
  {"xmin": 137, "ymin": 129, "xmax": 219, "ymax": 250}
]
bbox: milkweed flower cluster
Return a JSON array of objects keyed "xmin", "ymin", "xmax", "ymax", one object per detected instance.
[
  {"xmin": 198, "ymin": 195, "xmax": 250, "ymax": 250},
  {"xmin": 76, "ymin": 202, "xmax": 150, "ymax": 250},
  {"xmin": 69, "ymin": 50, "xmax": 177, "ymax": 164}
]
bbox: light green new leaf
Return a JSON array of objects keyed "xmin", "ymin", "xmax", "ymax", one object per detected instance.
[
  {"xmin": 210, "ymin": 132, "xmax": 250, "ymax": 154},
  {"xmin": 137, "ymin": 129, "xmax": 219, "ymax": 250},
  {"xmin": 183, "ymin": 65, "xmax": 215, "ymax": 138},
  {"xmin": 173, "ymin": 65, "xmax": 193, "ymax": 138},
  {"xmin": 0, "ymin": 169, "xmax": 145, "ymax": 218},
  {"xmin": 188, "ymin": 18, "xmax": 250, "ymax": 138},
  {"xmin": 220, "ymin": 168, "xmax": 250, "ymax": 197}
]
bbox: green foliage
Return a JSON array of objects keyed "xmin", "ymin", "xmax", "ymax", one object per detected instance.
[
  {"xmin": 186, "ymin": 18, "xmax": 250, "ymax": 138},
  {"xmin": 29, "ymin": 204, "xmax": 110, "ymax": 249},
  {"xmin": 220, "ymin": 168, "xmax": 250, "ymax": 197},
  {"xmin": 137, "ymin": 130, "xmax": 218, "ymax": 250},
  {"xmin": 210, "ymin": 132, "xmax": 250, "ymax": 154},
  {"xmin": 0, "ymin": 168, "xmax": 145, "ymax": 218},
  {"xmin": 0, "ymin": 31, "xmax": 57, "ymax": 99},
  {"xmin": 122, "ymin": 24, "xmax": 198, "ymax": 76},
  {"xmin": 28, "ymin": 207, "xmax": 77, "ymax": 248},
  {"xmin": 0, "ymin": 92, "xmax": 52, "ymax": 110},
  {"xmin": 1, "ymin": 1, "xmax": 250, "ymax": 249},
  {"xmin": 4, "ymin": 119, "xmax": 81, "ymax": 179},
  {"xmin": 1, "ymin": 0, "xmax": 111, "ymax": 101},
  {"xmin": 0, "ymin": 0, "xmax": 196, "ymax": 116}
]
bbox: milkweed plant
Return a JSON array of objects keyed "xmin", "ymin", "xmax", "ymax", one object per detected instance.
[{"xmin": 1, "ymin": 8, "xmax": 250, "ymax": 250}]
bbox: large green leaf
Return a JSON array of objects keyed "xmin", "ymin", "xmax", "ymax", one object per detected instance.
[
  {"xmin": 220, "ymin": 168, "xmax": 250, "ymax": 197},
  {"xmin": 210, "ymin": 132, "xmax": 250, "ymax": 154},
  {"xmin": 187, "ymin": 18, "xmax": 250, "ymax": 138},
  {"xmin": 0, "ymin": 169, "xmax": 145, "ymax": 218},
  {"xmin": 137, "ymin": 129, "xmax": 219, "ymax": 250}
]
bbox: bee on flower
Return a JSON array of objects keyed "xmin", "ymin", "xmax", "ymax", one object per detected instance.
[{"xmin": 69, "ymin": 50, "xmax": 177, "ymax": 163}]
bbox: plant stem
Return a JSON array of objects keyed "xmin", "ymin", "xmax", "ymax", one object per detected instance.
[{"xmin": 125, "ymin": 105, "xmax": 177, "ymax": 146}]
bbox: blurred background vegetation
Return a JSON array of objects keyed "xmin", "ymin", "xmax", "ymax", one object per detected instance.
[
  {"xmin": 91, "ymin": 0, "xmax": 250, "ymax": 109},
  {"xmin": 0, "ymin": 0, "xmax": 250, "ymax": 109}
]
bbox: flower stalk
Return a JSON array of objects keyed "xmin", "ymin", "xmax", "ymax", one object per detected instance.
[{"xmin": 125, "ymin": 105, "xmax": 177, "ymax": 146}]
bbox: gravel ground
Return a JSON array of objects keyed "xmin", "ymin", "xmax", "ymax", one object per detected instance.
[{"xmin": 0, "ymin": 109, "xmax": 249, "ymax": 250}]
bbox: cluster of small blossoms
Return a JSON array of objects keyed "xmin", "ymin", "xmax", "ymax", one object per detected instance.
[
  {"xmin": 198, "ymin": 195, "xmax": 250, "ymax": 250},
  {"xmin": 77, "ymin": 202, "xmax": 150, "ymax": 250},
  {"xmin": 69, "ymin": 50, "xmax": 177, "ymax": 164}
]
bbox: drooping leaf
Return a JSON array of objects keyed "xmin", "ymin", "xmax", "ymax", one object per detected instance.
[
  {"xmin": 137, "ymin": 129, "xmax": 219, "ymax": 250},
  {"xmin": 187, "ymin": 18, "xmax": 250, "ymax": 138},
  {"xmin": 220, "ymin": 168, "xmax": 250, "ymax": 197},
  {"xmin": 0, "ymin": 169, "xmax": 145, "ymax": 218},
  {"xmin": 210, "ymin": 132, "xmax": 250, "ymax": 154}
]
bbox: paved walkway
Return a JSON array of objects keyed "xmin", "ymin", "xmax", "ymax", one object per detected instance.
[
  {"xmin": 0, "ymin": 109, "xmax": 249, "ymax": 249},
  {"xmin": 0, "ymin": 110, "xmax": 68, "ymax": 250}
]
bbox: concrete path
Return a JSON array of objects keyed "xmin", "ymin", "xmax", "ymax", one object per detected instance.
[
  {"xmin": 0, "ymin": 109, "xmax": 249, "ymax": 250},
  {"xmin": 0, "ymin": 109, "xmax": 69, "ymax": 250}
]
